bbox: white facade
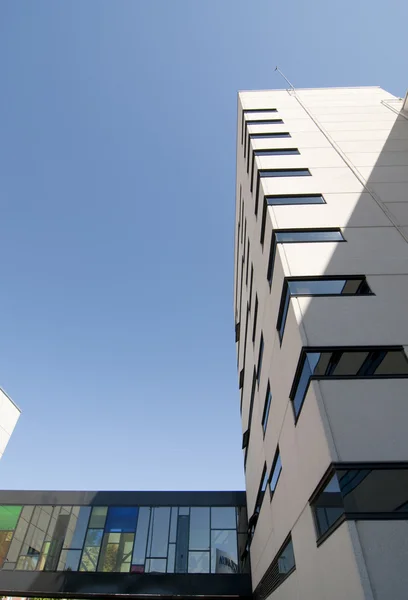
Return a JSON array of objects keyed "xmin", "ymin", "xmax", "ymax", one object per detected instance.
[
  {"xmin": 0, "ymin": 388, "xmax": 21, "ymax": 461},
  {"xmin": 234, "ymin": 87, "xmax": 408, "ymax": 600}
]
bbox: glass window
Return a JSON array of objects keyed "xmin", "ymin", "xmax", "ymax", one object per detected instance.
[
  {"xmin": 84, "ymin": 528, "xmax": 103, "ymax": 547},
  {"xmin": 189, "ymin": 507, "xmax": 210, "ymax": 550},
  {"xmin": 105, "ymin": 507, "xmax": 138, "ymax": 533},
  {"xmin": 167, "ymin": 543, "xmax": 176, "ymax": 573},
  {"xmin": 169, "ymin": 507, "xmax": 178, "ymax": 543},
  {"xmin": 270, "ymin": 451, "xmax": 282, "ymax": 493},
  {"xmin": 89, "ymin": 507, "xmax": 107, "ymax": 529},
  {"xmin": 80, "ymin": 546, "xmax": 101, "ymax": 572},
  {"xmin": 262, "ymin": 384, "xmax": 272, "ymax": 434},
  {"xmin": 132, "ymin": 507, "xmax": 150, "ymax": 565},
  {"xmin": 0, "ymin": 531, "xmax": 13, "ymax": 567},
  {"xmin": 255, "ymin": 464, "xmax": 268, "ymax": 514},
  {"xmin": 252, "ymin": 295, "xmax": 258, "ymax": 343},
  {"xmin": 16, "ymin": 555, "xmax": 39, "ymax": 570},
  {"xmin": 249, "ymin": 132, "xmax": 290, "ymax": 139},
  {"xmin": 257, "ymin": 335, "xmax": 264, "ymax": 383},
  {"xmin": 189, "ymin": 551, "xmax": 210, "ymax": 573},
  {"xmin": 312, "ymin": 474, "xmax": 344, "ymax": 538},
  {"xmin": 148, "ymin": 507, "xmax": 170, "ymax": 558},
  {"xmin": 255, "ymin": 148, "xmax": 300, "ymax": 157},
  {"xmin": 179, "ymin": 507, "xmax": 190, "ymax": 515},
  {"xmin": 266, "ymin": 194, "xmax": 324, "ymax": 206},
  {"xmin": 58, "ymin": 548, "xmax": 82, "ymax": 571},
  {"xmin": 275, "ymin": 230, "xmax": 344, "ymax": 243},
  {"xmin": 260, "ymin": 169, "xmax": 310, "ymax": 178},
  {"xmin": 0, "ymin": 506, "xmax": 22, "ymax": 530},
  {"xmin": 278, "ymin": 538, "xmax": 295, "ymax": 574},
  {"xmin": 66, "ymin": 506, "xmax": 91, "ymax": 549},
  {"xmin": 211, "ymin": 530, "xmax": 238, "ymax": 573},
  {"xmin": 98, "ymin": 532, "xmax": 134, "ymax": 572},
  {"xmin": 20, "ymin": 523, "xmax": 46, "ymax": 557},
  {"xmin": 211, "ymin": 507, "xmax": 237, "ymax": 530},
  {"xmin": 247, "ymin": 119, "xmax": 284, "ymax": 126},
  {"xmin": 146, "ymin": 558, "xmax": 166, "ymax": 573},
  {"xmin": 292, "ymin": 353, "xmax": 319, "ymax": 417}
]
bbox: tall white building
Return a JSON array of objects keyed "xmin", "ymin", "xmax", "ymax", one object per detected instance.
[
  {"xmin": 0, "ymin": 388, "xmax": 20, "ymax": 461},
  {"xmin": 234, "ymin": 86, "xmax": 408, "ymax": 600}
]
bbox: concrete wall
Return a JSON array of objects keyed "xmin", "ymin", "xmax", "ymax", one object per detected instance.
[{"xmin": 234, "ymin": 87, "xmax": 408, "ymax": 600}]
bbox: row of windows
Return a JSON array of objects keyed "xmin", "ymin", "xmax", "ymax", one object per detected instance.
[
  {"xmin": 0, "ymin": 504, "xmax": 247, "ymax": 574},
  {"xmin": 253, "ymin": 536, "xmax": 295, "ymax": 600}
]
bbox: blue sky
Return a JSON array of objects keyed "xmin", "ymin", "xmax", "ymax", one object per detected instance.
[{"xmin": 0, "ymin": 0, "xmax": 406, "ymax": 491}]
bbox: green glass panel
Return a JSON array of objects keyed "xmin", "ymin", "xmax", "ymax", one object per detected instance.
[{"xmin": 0, "ymin": 506, "xmax": 22, "ymax": 531}]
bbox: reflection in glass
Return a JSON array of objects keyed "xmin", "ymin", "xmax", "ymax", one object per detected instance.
[
  {"xmin": 313, "ymin": 474, "xmax": 344, "ymax": 537},
  {"xmin": 149, "ymin": 508, "xmax": 170, "ymax": 558},
  {"xmin": 0, "ymin": 531, "xmax": 13, "ymax": 567},
  {"xmin": 169, "ymin": 508, "xmax": 178, "ymax": 543},
  {"xmin": 276, "ymin": 230, "xmax": 343, "ymax": 243},
  {"xmin": 211, "ymin": 530, "xmax": 237, "ymax": 573},
  {"xmin": 89, "ymin": 507, "xmax": 108, "ymax": 529},
  {"xmin": 267, "ymin": 195, "xmax": 324, "ymax": 206},
  {"xmin": 132, "ymin": 507, "xmax": 150, "ymax": 565},
  {"xmin": 189, "ymin": 508, "xmax": 210, "ymax": 550},
  {"xmin": 98, "ymin": 532, "xmax": 134, "ymax": 572},
  {"xmin": 211, "ymin": 507, "xmax": 236, "ymax": 530},
  {"xmin": 0, "ymin": 506, "xmax": 22, "ymax": 531},
  {"xmin": 16, "ymin": 555, "xmax": 39, "ymax": 570},
  {"xmin": 146, "ymin": 558, "xmax": 166, "ymax": 573},
  {"xmin": 278, "ymin": 539, "xmax": 295, "ymax": 574},
  {"xmin": 80, "ymin": 528, "xmax": 104, "ymax": 572},
  {"xmin": 270, "ymin": 453, "xmax": 282, "ymax": 493},
  {"xmin": 66, "ymin": 507, "xmax": 91, "ymax": 549},
  {"xmin": 58, "ymin": 549, "xmax": 82, "ymax": 571},
  {"xmin": 189, "ymin": 551, "xmax": 210, "ymax": 573},
  {"xmin": 167, "ymin": 543, "xmax": 175, "ymax": 573}
]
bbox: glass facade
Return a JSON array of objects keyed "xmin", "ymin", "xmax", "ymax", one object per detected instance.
[{"xmin": 0, "ymin": 503, "xmax": 246, "ymax": 575}]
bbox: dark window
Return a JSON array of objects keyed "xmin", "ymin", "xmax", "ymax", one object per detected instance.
[
  {"xmin": 269, "ymin": 449, "xmax": 282, "ymax": 493},
  {"xmin": 265, "ymin": 194, "xmax": 325, "ymax": 206},
  {"xmin": 291, "ymin": 347, "xmax": 408, "ymax": 420},
  {"xmin": 244, "ymin": 369, "xmax": 257, "ymax": 468},
  {"xmin": 255, "ymin": 170, "xmax": 311, "ymax": 216},
  {"xmin": 311, "ymin": 465, "xmax": 408, "ymax": 541},
  {"xmin": 262, "ymin": 383, "xmax": 272, "ymax": 435},
  {"xmin": 255, "ymin": 464, "xmax": 269, "ymax": 514},
  {"xmin": 254, "ymin": 536, "xmax": 295, "ymax": 600},
  {"xmin": 242, "ymin": 429, "xmax": 250, "ymax": 449},
  {"xmin": 239, "ymin": 369, "xmax": 244, "ymax": 389},
  {"xmin": 240, "ymin": 306, "xmax": 250, "ymax": 414},
  {"xmin": 267, "ymin": 229, "xmax": 344, "ymax": 286},
  {"xmin": 252, "ymin": 295, "xmax": 258, "ymax": 343},
  {"xmin": 251, "ymin": 149, "xmax": 300, "ymax": 192},
  {"xmin": 249, "ymin": 265, "xmax": 254, "ymax": 311},
  {"xmin": 241, "ymin": 108, "xmax": 278, "ymax": 146},
  {"xmin": 246, "ymin": 242, "xmax": 250, "ymax": 285},
  {"xmin": 235, "ymin": 322, "xmax": 240, "ymax": 343},
  {"xmin": 245, "ymin": 120, "xmax": 284, "ymax": 158},
  {"xmin": 277, "ymin": 276, "xmax": 373, "ymax": 341},
  {"xmin": 257, "ymin": 334, "xmax": 264, "ymax": 384}
]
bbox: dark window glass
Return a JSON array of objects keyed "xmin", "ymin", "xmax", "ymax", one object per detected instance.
[
  {"xmin": 312, "ymin": 475, "xmax": 344, "ymax": 538},
  {"xmin": 277, "ymin": 277, "xmax": 372, "ymax": 341},
  {"xmin": 251, "ymin": 149, "xmax": 300, "ymax": 191},
  {"xmin": 242, "ymin": 429, "xmax": 249, "ymax": 449},
  {"xmin": 211, "ymin": 507, "xmax": 237, "ymax": 530},
  {"xmin": 255, "ymin": 464, "xmax": 269, "ymax": 514},
  {"xmin": 105, "ymin": 507, "xmax": 138, "ymax": 533},
  {"xmin": 275, "ymin": 230, "xmax": 344, "ymax": 242},
  {"xmin": 246, "ymin": 241, "xmax": 250, "ymax": 285},
  {"xmin": 267, "ymin": 229, "xmax": 343, "ymax": 287},
  {"xmin": 245, "ymin": 121, "xmax": 284, "ymax": 158},
  {"xmin": 291, "ymin": 348, "xmax": 408, "ymax": 420},
  {"xmin": 266, "ymin": 194, "xmax": 325, "ymax": 206},
  {"xmin": 189, "ymin": 508, "xmax": 210, "ymax": 550},
  {"xmin": 249, "ymin": 265, "xmax": 254, "ymax": 310},
  {"xmin": 270, "ymin": 450, "xmax": 282, "ymax": 493},
  {"xmin": 254, "ymin": 537, "xmax": 296, "ymax": 599},
  {"xmin": 257, "ymin": 335, "xmax": 264, "ymax": 383},
  {"xmin": 211, "ymin": 530, "xmax": 238, "ymax": 573},
  {"xmin": 148, "ymin": 507, "xmax": 170, "ymax": 558},
  {"xmin": 242, "ymin": 108, "xmax": 278, "ymax": 145},
  {"xmin": 252, "ymin": 295, "xmax": 258, "ymax": 343},
  {"xmin": 255, "ymin": 171, "xmax": 311, "ymax": 216},
  {"xmin": 262, "ymin": 383, "xmax": 272, "ymax": 434}
]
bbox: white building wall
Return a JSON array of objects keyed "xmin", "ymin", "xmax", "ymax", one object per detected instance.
[
  {"xmin": 234, "ymin": 87, "xmax": 408, "ymax": 600},
  {"xmin": 0, "ymin": 388, "xmax": 21, "ymax": 460}
]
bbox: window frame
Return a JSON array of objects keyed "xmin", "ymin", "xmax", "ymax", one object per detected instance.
[
  {"xmin": 290, "ymin": 346, "xmax": 408, "ymax": 424},
  {"xmin": 241, "ymin": 108, "xmax": 278, "ymax": 146},
  {"xmin": 276, "ymin": 275, "xmax": 373, "ymax": 343},
  {"xmin": 261, "ymin": 382, "xmax": 272, "ymax": 436},
  {"xmin": 251, "ymin": 148, "xmax": 300, "ymax": 192},
  {"xmin": 255, "ymin": 170, "xmax": 312, "ymax": 217},
  {"xmin": 245, "ymin": 119, "xmax": 285, "ymax": 159},
  {"xmin": 269, "ymin": 448, "xmax": 282, "ymax": 495},
  {"xmin": 267, "ymin": 228, "xmax": 345, "ymax": 288}
]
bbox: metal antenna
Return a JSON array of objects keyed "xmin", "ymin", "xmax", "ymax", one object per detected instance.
[{"xmin": 275, "ymin": 66, "xmax": 295, "ymax": 92}]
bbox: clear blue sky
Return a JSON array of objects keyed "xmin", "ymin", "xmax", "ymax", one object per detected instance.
[{"xmin": 0, "ymin": 1, "xmax": 406, "ymax": 491}]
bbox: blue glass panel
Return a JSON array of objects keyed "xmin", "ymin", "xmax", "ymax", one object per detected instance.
[
  {"xmin": 105, "ymin": 507, "xmax": 139, "ymax": 533},
  {"xmin": 270, "ymin": 454, "xmax": 282, "ymax": 492},
  {"xmin": 276, "ymin": 230, "xmax": 343, "ymax": 242},
  {"xmin": 288, "ymin": 279, "xmax": 346, "ymax": 296},
  {"xmin": 267, "ymin": 195, "xmax": 324, "ymax": 205}
]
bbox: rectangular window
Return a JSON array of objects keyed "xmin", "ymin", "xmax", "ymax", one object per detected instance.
[
  {"xmin": 252, "ymin": 295, "xmax": 258, "ymax": 343},
  {"xmin": 244, "ymin": 120, "xmax": 284, "ymax": 158},
  {"xmin": 311, "ymin": 465, "xmax": 408, "ymax": 542},
  {"xmin": 269, "ymin": 449, "xmax": 282, "ymax": 493},
  {"xmin": 249, "ymin": 265, "xmax": 254, "ymax": 311},
  {"xmin": 267, "ymin": 229, "xmax": 344, "ymax": 286},
  {"xmin": 255, "ymin": 464, "xmax": 269, "ymax": 514},
  {"xmin": 257, "ymin": 334, "xmax": 264, "ymax": 384},
  {"xmin": 261, "ymin": 383, "xmax": 272, "ymax": 435},
  {"xmin": 277, "ymin": 276, "xmax": 372, "ymax": 341},
  {"xmin": 251, "ymin": 148, "xmax": 300, "ymax": 192},
  {"xmin": 291, "ymin": 347, "xmax": 408, "ymax": 420},
  {"xmin": 241, "ymin": 108, "xmax": 278, "ymax": 145},
  {"xmin": 244, "ymin": 369, "xmax": 257, "ymax": 468},
  {"xmin": 246, "ymin": 241, "xmax": 250, "ymax": 285},
  {"xmin": 265, "ymin": 193, "xmax": 325, "ymax": 206},
  {"xmin": 255, "ymin": 169, "xmax": 311, "ymax": 216},
  {"xmin": 254, "ymin": 536, "xmax": 295, "ymax": 600}
]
